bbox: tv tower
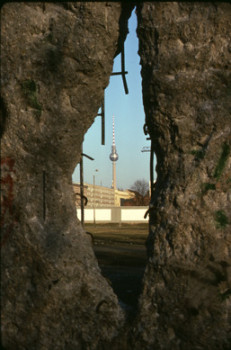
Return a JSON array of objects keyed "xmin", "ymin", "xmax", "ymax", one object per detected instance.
[{"xmin": 109, "ymin": 116, "xmax": 119, "ymax": 190}]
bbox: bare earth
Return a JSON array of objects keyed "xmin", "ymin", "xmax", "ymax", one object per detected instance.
[{"xmin": 85, "ymin": 223, "xmax": 149, "ymax": 310}]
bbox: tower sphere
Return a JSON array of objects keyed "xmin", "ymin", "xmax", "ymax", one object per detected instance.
[{"xmin": 110, "ymin": 148, "xmax": 119, "ymax": 162}]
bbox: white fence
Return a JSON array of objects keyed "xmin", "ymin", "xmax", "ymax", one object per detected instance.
[{"xmin": 76, "ymin": 206, "xmax": 149, "ymax": 223}]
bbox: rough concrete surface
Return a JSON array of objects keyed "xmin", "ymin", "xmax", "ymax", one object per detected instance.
[
  {"xmin": 1, "ymin": 2, "xmax": 231, "ymax": 350},
  {"xmin": 134, "ymin": 2, "xmax": 231, "ymax": 350},
  {"xmin": 1, "ymin": 3, "xmax": 129, "ymax": 349}
]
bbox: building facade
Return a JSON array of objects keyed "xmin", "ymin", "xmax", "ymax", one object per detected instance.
[{"xmin": 73, "ymin": 183, "xmax": 134, "ymax": 208}]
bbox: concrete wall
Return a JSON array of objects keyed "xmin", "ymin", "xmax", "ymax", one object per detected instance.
[{"xmin": 77, "ymin": 206, "xmax": 149, "ymax": 223}]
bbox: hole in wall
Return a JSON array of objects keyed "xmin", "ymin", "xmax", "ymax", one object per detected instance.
[{"xmin": 72, "ymin": 9, "xmax": 157, "ymax": 312}]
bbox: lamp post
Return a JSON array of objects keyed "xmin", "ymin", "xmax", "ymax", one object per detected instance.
[
  {"xmin": 93, "ymin": 169, "xmax": 98, "ymax": 225},
  {"xmin": 141, "ymin": 146, "xmax": 155, "ymax": 197}
]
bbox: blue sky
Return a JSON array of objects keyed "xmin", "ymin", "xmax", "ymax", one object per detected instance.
[{"xmin": 72, "ymin": 10, "xmax": 154, "ymax": 190}]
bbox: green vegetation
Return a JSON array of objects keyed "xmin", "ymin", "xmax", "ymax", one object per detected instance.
[
  {"xmin": 190, "ymin": 149, "xmax": 205, "ymax": 161},
  {"xmin": 213, "ymin": 143, "xmax": 230, "ymax": 180},
  {"xmin": 201, "ymin": 143, "xmax": 230, "ymax": 196},
  {"xmin": 21, "ymin": 80, "xmax": 42, "ymax": 117},
  {"xmin": 85, "ymin": 223, "xmax": 148, "ymax": 245},
  {"xmin": 214, "ymin": 210, "xmax": 229, "ymax": 229},
  {"xmin": 201, "ymin": 182, "xmax": 216, "ymax": 195}
]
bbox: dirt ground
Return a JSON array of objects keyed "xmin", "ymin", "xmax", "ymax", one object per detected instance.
[{"xmin": 85, "ymin": 223, "xmax": 149, "ymax": 311}]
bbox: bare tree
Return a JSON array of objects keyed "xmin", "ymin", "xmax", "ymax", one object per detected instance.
[
  {"xmin": 131, "ymin": 179, "xmax": 149, "ymax": 196},
  {"xmin": 128, "ymin": 179, "xmax": 149, "ymax": 206}
]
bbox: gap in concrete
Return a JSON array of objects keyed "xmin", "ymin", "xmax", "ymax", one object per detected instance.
[{"xmin": 71, "ymin": 8, "xmax": 154, "ymax": 314}]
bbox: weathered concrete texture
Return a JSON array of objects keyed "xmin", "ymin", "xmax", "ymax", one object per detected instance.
[
  {"xmin": 1, "ymin": 2, "xmax": 131, "ymax": 349},
  {"xmin": 134, "ymin": 2, "xmax": 231, "ymax": 349},
  {"xmin": 1, "ymin": 2, "xmax": 231, "ymax": 350}
]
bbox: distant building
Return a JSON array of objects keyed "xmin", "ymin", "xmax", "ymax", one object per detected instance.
[
  {"xmin": 121, "ymin": 189, "xmax": 150, "ymax": 206},
  {"xmin": 115, "ymin": 188, "xmax": 135, "ymax": 206},
  {"xmin": 73, "ymin": 183, "xmax": 135, "ymax": 208}
]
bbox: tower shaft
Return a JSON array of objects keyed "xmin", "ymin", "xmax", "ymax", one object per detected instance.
[
  {"xmin": 112, "ymin": 160, "xmax": 116, "ymax": 190},
  {"xmin": 109, "ymin": 115, "xmax": 119, "ymax": 190}
]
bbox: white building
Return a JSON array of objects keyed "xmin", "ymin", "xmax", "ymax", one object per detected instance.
[{"xmin": 73, "ymin": 183, "xmax": 135, "ymax": 208}]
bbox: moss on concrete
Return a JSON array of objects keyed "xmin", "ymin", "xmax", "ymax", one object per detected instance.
[
  {"xmin": 214, "ymin": 210, "xmax": 229, "ymax": 229},
  {"xmin": 213, "ymin": 143, "xmax": 230, "ymax": 180},
  {"xmin": 201, "ymin": 182, "xmax": 216, "ymax": 195},
  {"xmin": 21, "ymin": 79, "xmax": 42, "ymax": 117},
  {"xmin": 190, "ymin": 149, "xmax": 205, "ymax": 161}
]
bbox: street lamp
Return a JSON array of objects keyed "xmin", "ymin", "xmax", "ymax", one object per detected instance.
[
  {"xmin": 93, "ymin": 169, "xmax": 98, "ymax": 225},
  {"xmin": 141, "ymin": 145, "xmax": 155, "ymax": 197}
]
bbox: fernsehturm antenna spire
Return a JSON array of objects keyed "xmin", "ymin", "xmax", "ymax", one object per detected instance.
[{"xmin": 109, "ymin": 116, "xmax": 119, "ymax": 190}]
